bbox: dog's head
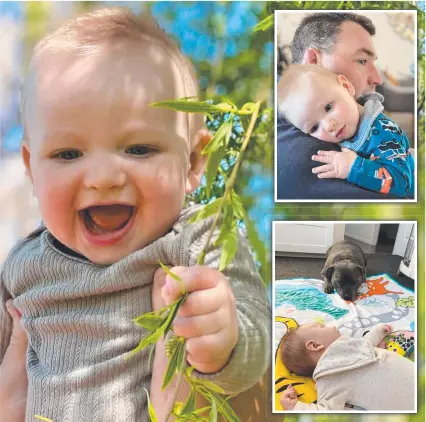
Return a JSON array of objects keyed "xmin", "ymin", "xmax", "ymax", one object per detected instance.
[{"xmin": 322, "ymin": 261, "xmax": 365, "ymax": 301}]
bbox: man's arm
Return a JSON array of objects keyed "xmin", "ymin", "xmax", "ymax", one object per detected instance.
[
  {"xmin": 0, "ymin": 299, "xmax": 28, "ymax": 422},
  {"xmin": 276, "ymin": 116, "xmax": 396, "ymax": 200}
]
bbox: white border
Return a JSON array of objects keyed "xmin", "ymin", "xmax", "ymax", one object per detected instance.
[
  {"xmin": 274, "ymin": 10, "xmax": 418, "ymax": 203},
  {"xmin": 271, "ymin": 220, "xmax": 418, "ymax": 414}
]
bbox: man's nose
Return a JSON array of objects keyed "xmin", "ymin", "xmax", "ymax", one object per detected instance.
[
  {"xmin": 83, "ymin": 156, "xmax": 127, "ymax": 191},
  {"xmin": 369, "ymin": 65, "xmax": 383, "ymax": 87}
]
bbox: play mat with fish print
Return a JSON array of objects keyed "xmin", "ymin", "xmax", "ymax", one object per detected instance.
[{"xmin": 274, "ymin": 273, "xmax": 415, "ymax": 411}]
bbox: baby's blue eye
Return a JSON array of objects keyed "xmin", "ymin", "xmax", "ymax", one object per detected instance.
[
  {"xmin": 325, "ymin": 103, "xmax": 332, "ymax": 112},
  {"xmin": 310, "ymin": 124, "xmax": 319, "ymax": 134},
  {"xmin": 358, "ymin": 59, "xmax": 367, "ymax": 65},
  {"xmin": 55, "ymin": 150, "xmax": 82, "ymax": 160},
  {"xmin": 126, "ymin": 145, "xmax": 156, "ymax": 156}
]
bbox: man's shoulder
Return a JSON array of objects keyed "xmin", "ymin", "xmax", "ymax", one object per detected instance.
[{"xmin": 275, "ymin": 116, "xmax": 396, "ymax": 200}]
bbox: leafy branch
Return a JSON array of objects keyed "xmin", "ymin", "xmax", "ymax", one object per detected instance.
[{"xmin": 132, "ymin": 98, "xmax": 263, "ymax": 421}]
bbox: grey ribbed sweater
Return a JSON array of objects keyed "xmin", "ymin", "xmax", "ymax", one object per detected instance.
[{"xmin": 0, "ymin": 206, "xmax": 270, "ymax": 422}]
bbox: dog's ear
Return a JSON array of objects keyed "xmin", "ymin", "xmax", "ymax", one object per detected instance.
[
  {"xmin": 357, "ymin": 265, "xmax": 366, "ymax": 283},
  {"xmin": 321, "ymin": 265, "xmax": 334, "ymax": 279}
]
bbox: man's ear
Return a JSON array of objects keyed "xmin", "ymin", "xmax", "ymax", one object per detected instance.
[
  {"xmin": 306, "ymin": 340, "xmax": 325, "ymax": 352},
  {"xmin": 302, "ymin": 48, "xmax": 321, "ymax": 65},
  {"xmin": 337, "ymin": 75, "xmax": 356, "ymax": 97},
  {"xmin": 185, "ymin": 129, "xmax": 211, "ymax": 194},
  {"xmin": 21, "ymin": 142, "xmax": 33, "ymax": 183}
]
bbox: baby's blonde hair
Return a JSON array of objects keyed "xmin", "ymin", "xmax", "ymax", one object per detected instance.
[
  {"xmin": 21, "ymin": 7, "xmax": 203, "ymax": 144},
  {"xmin": 277, "ymin": 64, "xmax": 339, "ymax": 120}
]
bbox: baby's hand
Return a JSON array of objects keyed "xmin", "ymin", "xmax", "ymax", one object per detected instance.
[
  {"xmin": 160, "ymin": 265, "xmax": 238, "ymax": 374},
  {"xmin": 280, "ymin": 385, "xmax": 298, "ymax": 410},
  {"xmin": 312, "ymin": 148, "xmax": 357, "ymax": 179},
  {"xmin": 382, "ymin": 324, "xmax": 393, "ymax": 334}
]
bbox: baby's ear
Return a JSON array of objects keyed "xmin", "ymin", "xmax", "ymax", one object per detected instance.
[
  {"xmin": 306, "ymin": 340, "xmax": 325, "ymax": 352},
  {"xmin": 185, "ymin": 129, "xmax": 211, "ymax": 194},
  {"xmin": 21, "ymin": 141, "xmax": 33, "ymax": 182},
  {"xmin": 337, "ymin": 75, "xmax": 356, "ymax": 97}
]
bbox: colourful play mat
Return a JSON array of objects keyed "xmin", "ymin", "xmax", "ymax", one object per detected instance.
[{"xmin": 274, "ymin": 274, "xmax": 415, "ymax": 411}]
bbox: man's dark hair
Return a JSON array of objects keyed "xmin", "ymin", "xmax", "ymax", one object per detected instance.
[{"xmin": 291, "ymin": 13, "xmax": 376, "ymax": 64}]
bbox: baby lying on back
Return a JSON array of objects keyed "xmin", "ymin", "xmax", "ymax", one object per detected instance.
[{"xmin": 280, "ymin": 323, "xmax": 415, "ymax": 411}]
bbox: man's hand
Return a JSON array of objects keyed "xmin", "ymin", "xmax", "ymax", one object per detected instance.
[
  {"xmin": 312, "ymin": 148, "xmax": 357, "ymax": 179},
  {"xmin": 0, "ymin": 300, "xmax": 28, "ymax": 422},
  {"xmin": 280, "ymin": 385, "xmax": 298, "ymax": 410},
  {"xmin": 159, "ymin": 265, "xmax": 238, "ymax": 374},
  {"xmin": 382, "ymin": 324, "xmax": 393, "ymax": 335}
]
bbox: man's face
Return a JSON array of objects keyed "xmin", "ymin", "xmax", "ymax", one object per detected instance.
[
  {"xmin": 317, "ymin": 21, "xmax": 383, "ymax": 98},
  {"xmin": 23, "ymin": 44, "xmax": 199, "ymax": 265}
]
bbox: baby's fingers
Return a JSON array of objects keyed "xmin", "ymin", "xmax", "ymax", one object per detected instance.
[
  {"xmin": 162, "ymin": 266, "xmax": 221, "ymax": 304},
  {"xmin": 312, "ymin": 154, "xmax": 333, "ymax": 164},
  {"xmin": 312, "ymin": 164, "xmax": 334, "ymax": 174},
  {"xmin": 173, "ymin": 308, "xmax": 226, "ymax": 338},
  {"xmin": 317, "ymin": 170, "xmax": 338, "ymax": 179}
]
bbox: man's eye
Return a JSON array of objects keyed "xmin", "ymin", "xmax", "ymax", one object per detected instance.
[
  {"xmin": 325, "ymin": 103, "xmax": 332, "ymax": 112},
  {"xmin": 54, "ymin": 150, "xmax": 82, "ymax": 160},
  {"xmin": 358, "ymin": 59, "xmax": 367, "ymax": 65},
  {"xmin": 310, "ymin": 124, "xmax": 319, "ymax": 133},
  {"xmin": 126, "ymin": 145, "xmax": 156, "ymax": 156}
]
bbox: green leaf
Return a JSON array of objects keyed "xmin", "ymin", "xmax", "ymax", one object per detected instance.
[
  {"xmin": 163, "ymin": 294, "xmax": 187, "ymax": 335},
  {"xmin": 219, "ymin": 220, "xmax": 238, "ymax": 271},
  {"xmin": 205, "ymin": 146, "xmax": 226, "ymax": 197},
  {"xmin": 181, "ymin": 387, "xmax": 196, "ymax": 415},
  {"xmin": 129, "ymin": 323, "xmax": 165, "ymax": 357},
  {"xmin": 215, "ymin": 102, "xmax": 238, "ymax": 113},
  {"xmin": 205, "ymin": 390, "xmax": 239, "ymax": 422},
  {"xmin": 230, "ymin": 190, "xmax": 245, "ymax": 221},
  {"xmin": 162, "ymin": 336, "xmax": 186, "ymax": 390},
  {"xmin": 187, "ymin": 374, "xmax": 225, "ymax": 395},
  {"xmin": 133, "ymin": 313, "xmax": 165, "ymax": 330},
  {"xmin": 202, "ymin": 119, "xmax": 233, "ymax": 155},
  {"xmin": 214, "ymin": 201, "xmax": 233, "ymax": 247},
  {"xmin": 144, "ymin": 388, "xmax": 158, "ymax": 422},
  {"xmin": 209, "ymin": 396, "xmax": 218, "ymax": 422},
  {"xmin": 159, "ymin": 261, "xmax": 185, "ymax": 295},
  {"xmin": 150, "ymin": 98, "xmax": 235, "ymax": 114},
  {"xmin": 243, "ymin": 215, "xmax": 268, "ymax": 284},
  {"xmin": 189, "ymin": 198, "xmax": 223, "ymax": 223},
  {"xmin": 34, "ymin": 416, "xmax": 54, "ymax": 422},
  {"xmin": 238, "ymin": 102, "xmax": 258, "ymax": 115},
  {"xmin": 253, "ymin": 14, "xmax": 273, "ymax": 31}
]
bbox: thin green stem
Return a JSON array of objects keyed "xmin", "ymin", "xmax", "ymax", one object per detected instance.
[{"xmin": 197, "ymin": 101, "xmax": 261, "ymax": 265}]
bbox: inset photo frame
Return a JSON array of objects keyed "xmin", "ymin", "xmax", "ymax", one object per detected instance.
[
  {"xmin": 274, "ymin": 10, "xmax": 417, "ymax": 202},
  {"xmin": 272, "ymin": 221, "xmax": 417, "ymax": 413}
]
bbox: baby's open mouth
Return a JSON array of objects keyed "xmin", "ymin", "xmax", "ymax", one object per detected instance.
[{"xmin": 81, "ymin": 205, "xmax": 135, "ymax": 234}]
